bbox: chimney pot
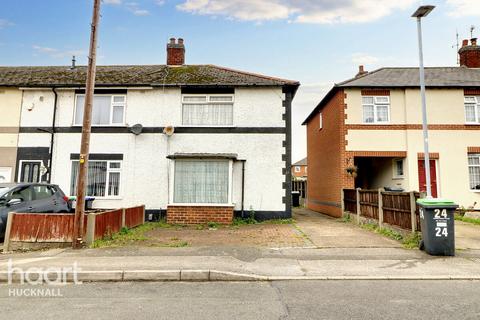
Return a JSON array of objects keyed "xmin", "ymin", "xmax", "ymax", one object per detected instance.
[
  {"xmin": 167, "ymin": 37, "xmax": 185, "ymax": 66},
  {"xmin": 459, "ymin": 38, "xmax": 480, "ymax": 68},
  {"xmin": 472, "ymin": 38, "xmax": 478, "ymax": 46},
  {"xmin": 356, "ymin": 65, "xmax": 368, "ymax": 77},
  {"xmin": 462, "ymin": 39, "xmax": 469, "ymax": 47}
]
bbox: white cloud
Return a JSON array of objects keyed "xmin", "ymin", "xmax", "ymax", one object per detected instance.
[
  {"xmin": 155, "ymin": 0, "xmax": 165, "ymax": 6},
  {"xmin": 0, "ymin": 19, "xmax": 14, "ymax": 29},
  {"xmin": 126, "ymin": 2, "xmax": 151, "ymax": 15},
  {"xmin": 447, "ymin": 0, "xmax": 480, "ymax": 17},
  {"xmin": 33, "ymin": 45, "xmax": 86, "ymax": 59},
  {"xmin": 103, "ymin": 0, "xmax": 122, "ymax": 4},
  {"xmin": 177, "ymin": 0, "xmax": 417, "ymax": 24},
  {"xmin": 351, "ymin": 53, "xmax": 379, "ymax": 66}
]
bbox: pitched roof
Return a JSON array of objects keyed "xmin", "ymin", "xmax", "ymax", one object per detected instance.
[
  {"xmin": 337, "ymin": 67, "xmax": 480, "ymax": 88},
  {"xmin": 293, "ymin": 158, "xmax": 307, "ymax": 166},
  {"xmin": 0, "ymin": 64, "xmax": 299, "ymax": 88},
  {"xmin": 302, "ymin": 67, "xmax": 480, "ymax": 125}
]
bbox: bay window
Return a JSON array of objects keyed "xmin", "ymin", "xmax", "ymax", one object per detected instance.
[
  {"xmin": 173, "ymin": 160, "xmax": 230, "ymax": 204},
  {"xmin": 464, "ymin": 96, "xmax": 480, "ymax": 124},
  {"xmin": 74, "ymin": 94, "xmax": 126, "ymax": 126},
  {"xmin": 182, "ymin": 94, "xmax": 234, "ymax": 126},
  {"xmin": 70, "ymin": 160, "xmax": 122, "ymax": 197},
  {"xmin": 362, "ymin": 96, "xmax": 390, "ymax": 124}
]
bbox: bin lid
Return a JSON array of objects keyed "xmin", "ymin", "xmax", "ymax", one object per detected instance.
[{"xmin": 417, "ymin": 198, "xmax": 457, "ymax": 206}]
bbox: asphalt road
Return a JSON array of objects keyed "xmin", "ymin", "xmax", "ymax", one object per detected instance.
[{"xmin": 1, "ymin": 280, "xmax": 479, "ymax": 320}]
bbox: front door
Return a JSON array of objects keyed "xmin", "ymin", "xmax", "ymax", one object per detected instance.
[
  {"xmin": 19, "ymin": 161, "xmax": 42, "ymax": 183},
  {"xmin": 418, "ymin": 159, "xmax": 438, "ymax": 197}
]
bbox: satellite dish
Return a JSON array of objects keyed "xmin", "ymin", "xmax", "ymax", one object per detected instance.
[
  {"xmin": 163, "ymin": 125, "xmax": 175, "ymax": 137},
  {"xmin": 130, "ymin": 124, "xmax": 143, "ymax": 135}
]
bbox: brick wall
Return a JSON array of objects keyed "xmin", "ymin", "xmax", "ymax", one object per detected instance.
[
  {"xmin": 306, "ymin": 89, "xmax": 353, "ymax": 217},
  {"xmin": 167, "ymin": 206, "xmax": 234, "ymax": 225}
]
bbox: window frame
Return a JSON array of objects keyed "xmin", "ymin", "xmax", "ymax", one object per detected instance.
[
  {"xmin": 70, "ymin": 160, "xmax": 123, "ymax": 199},
  {"xmin": 181, "ymin": 94, "xmax": 235, "ymax": 127},
  {"xmin": 73, "ymin": 94, "xmax": 127, "ymax": 127},
  {"xmin": 319, "ymin": 112, "xmax": 323, "ymax": 130},
  {"xmin": 17, "ymin": 160, "xmax": 43, "ymax": 183},
  {"xmin": 294, "ymin": 166, "xmax": 301, "ymax": 173},
  {"xmin": 464, "ymin": 96, "xmax": 480, "ymax": 124},
  {"xmin": 362, "ymin": 96, "xmax": 391, "ymax": 124},
  {"xmin": 169, "ymin": 158, "xmax": 234, "ymax": 206},
  {"xmin": 468, "ymin": 153, "xmax": 480, "ymax": 191},
  {"xmin": 392, "ymin": 158, "xmax": 405, "ymax": 179}
]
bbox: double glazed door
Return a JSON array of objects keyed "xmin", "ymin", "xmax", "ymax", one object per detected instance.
[
  {"xmin": 418, "ymin": 160, "xmax": 438, "ymax": 198},
  {"xmin": 19, "ymin": 161, "xmax": 42, "ymax": 183}
]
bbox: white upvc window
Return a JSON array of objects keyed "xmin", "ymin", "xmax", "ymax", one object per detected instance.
[
  {"xmin": 319, "ymin": 112, "xmax": 323, "ymax": 129},
  {"xmin": 173, "ymin": 159, "xmax": 231, "ymax": 204},
  {"xmin": 362, "ymin": 96, "xmax": 390, "ymax": 124},
  {"xmin": 392, "ymin": 158, "xmax": 404, "ymax": 179},
  {"xmin": 294, "ymin": 166, "xmax": 301, "ymax": 173},
  {"xmin": 468, "ymin": 153, "xmax": 480, "ymax": 190},
  {"xmin": 70, "ymin": 160, "xmax": 122, "ymax": 198},
  {"xmin": 74, "ymin": 94, "xmax": 126, "ymax": 126},
  {"xmin": 182, "ymin": 94, "xmax": 234, "ymax": 126},
  {"xmin": 464, "ymin": 96, "xmax": 480, "ymax": 124}
]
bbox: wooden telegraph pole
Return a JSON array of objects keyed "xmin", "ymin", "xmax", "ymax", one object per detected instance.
[{"xmin": 73, "ymin": 0, "xmax": 101, "ymax": 249}]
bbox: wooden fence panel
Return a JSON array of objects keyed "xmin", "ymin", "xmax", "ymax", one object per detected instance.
[
  {"xmin": 343, "ymin": 189, "xmax": 357, "ymax": 213},
  {"xmin": 9, "ymin": 214, "xmax": 75, "ymax": 243},
  {"xmin": 382, "ymin": 192, "xmax": 412, "ymax": 230},
  {"xmin": 94, "ymin": 209, "xmax": 123, "ymax": 240},
  {"xmin": 359, "ymin": 190, "xmax": 379, "ymax": 219},
  {"xmin": 125, "ymin": 206, "xmax": 144, "ymax": 228}
]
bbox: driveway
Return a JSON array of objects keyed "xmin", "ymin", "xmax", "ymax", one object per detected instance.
[
  {"xmin": 456, "ymin": 220, "xmax": 480, "ymax": 250},
  {"xmin": 293, "ymin": 208, "xmax": 402, "ymax": 248}
]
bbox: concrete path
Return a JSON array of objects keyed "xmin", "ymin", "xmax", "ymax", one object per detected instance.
[
  {"xmin": 456, "ymin": 220, "xmax": 480, "ymax": 250},
  {"xmin": 293, "ymin": 208, "xmax": 401, "ymax": 248}
]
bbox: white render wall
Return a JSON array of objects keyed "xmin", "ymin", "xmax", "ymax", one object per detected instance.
[
  {"xmin": 51, "ymin": 133, "xmax": 285, "ymax": 211},
  {"xmin": 19, "ymin": 87, "xmax": 287, "ymax": 212}
]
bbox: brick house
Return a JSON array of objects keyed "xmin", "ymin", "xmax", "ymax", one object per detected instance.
[
  {"xmin": 1, "ymin": 38, "xmax": 299, "ymax": 224},
  {"xmin": 303, "ymin": 39, "xmax": 480, "ymax": 217},
  {"xmin": 291, "ymin": 158, "xmax": 307, "ymax": 180}
]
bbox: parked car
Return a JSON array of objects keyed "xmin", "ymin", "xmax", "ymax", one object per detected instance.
[{"xmin": 0, "ymin": 183, "xmax": 71, "ymax": 238}]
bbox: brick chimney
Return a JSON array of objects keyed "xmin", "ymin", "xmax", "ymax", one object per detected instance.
[
  {"xmin": 356, "ymin": 65, "xmax": 368, "ymax": 77},
  {"xmin": 167, "ymin": 37, "xmax": 185, "ymax": 66},
  {"xmin": 459, "ymin": 38, "xmax": 480, "ymax": 68}
]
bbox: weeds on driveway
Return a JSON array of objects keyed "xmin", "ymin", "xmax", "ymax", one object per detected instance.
[
  {"xmin": 455, "ymin": 215, "xmax": 480, "ymax": 226},
  {"xmin": 360, "ymin": 222, "xmax": 422, "ymax": 249}
]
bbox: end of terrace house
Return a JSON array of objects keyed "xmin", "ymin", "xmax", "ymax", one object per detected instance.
[
  {"xmin": 0, "ymin": 38, "xmax": 299, "ymax": 224},
  {"xmin": 303, "ymin": 38, "xmax": 480, "ymax": 218}
]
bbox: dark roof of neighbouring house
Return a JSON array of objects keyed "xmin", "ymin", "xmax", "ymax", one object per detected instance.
[
  {"xmin": 302, "ymin": 67, "xmax": 480, "ymax": 125},
  {"xmin": 0, "ymin": 64, "xmax": 299, "ymax": 90},
  {"xmin": 292, "ymin": 158, "xmax": 307, "ymax": 166}
]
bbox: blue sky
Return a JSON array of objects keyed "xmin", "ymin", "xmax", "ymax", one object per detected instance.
[{"xmin": 1, "ymin": 0, "xmax": 480, "ymax": 161}]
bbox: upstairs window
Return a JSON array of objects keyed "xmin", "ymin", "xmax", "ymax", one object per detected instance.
[
  {"xmin": 468, "ymin": 153, "xmax": 480, "ymax": 190},
  {"xmin": 464, "ymin": 96, "xmax": 480, "ymax": 124},
  {"xmin": 75, "ymin": 94, "xmax": 126, "ymax": 126},
  {"xmin": 362, "ymin": 96, "xmax": 390, "ymax": 124},
  {"xmin": 182, "ymin": 94, "xmax": 234, "ymax": 126}
]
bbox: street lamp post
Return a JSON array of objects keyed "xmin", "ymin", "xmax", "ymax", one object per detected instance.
[{"xmin": 412, "ymin": 5, "xmax": 435, "ymax": 199}]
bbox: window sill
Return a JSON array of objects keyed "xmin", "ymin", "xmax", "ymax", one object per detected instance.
[
  {"xmin": 168, "ymin": 203, "xmax": 235, "ymax": 207},
  {"xmin": 71, "ymin": 124, "xmax": 127, "ymax": 127},
  {"xmin": 361, "ymin": 122, "xmax": 391, "ymax": 125},
  {"xmin": 470, "ymin": 190, "xmax": 480, "ymax": 193},
  {"xmin": 465, "ymin": 123, "xmax": 480, "ymax": 126},
  {"xmin": 392, "ymin": 177, "xmax": 405, "ymax": 180}
]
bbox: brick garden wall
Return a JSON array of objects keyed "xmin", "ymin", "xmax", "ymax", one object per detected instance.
[{"xmin": 167, "ymin": 206, "xmax": 234, "ymax": 225}]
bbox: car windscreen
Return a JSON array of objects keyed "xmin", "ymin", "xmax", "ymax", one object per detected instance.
[{"xmin": 0, "ymin": 187, "xmax": 11, "ymax": 198}]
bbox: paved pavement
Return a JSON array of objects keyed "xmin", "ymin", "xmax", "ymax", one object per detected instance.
[
  {"xmin": 1, "ymin": 280, "xmax": 480, "ymax": 319},
  {"xmin": 0, "ymin": 208, "xmax": 479, "ymax": 281}
]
